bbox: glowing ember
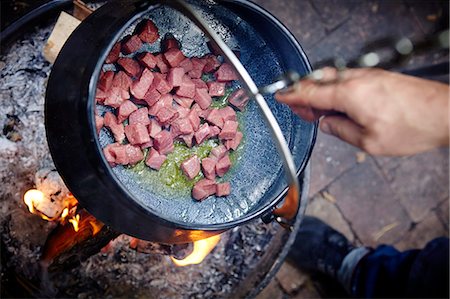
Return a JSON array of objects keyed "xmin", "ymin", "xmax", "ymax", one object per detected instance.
[
  {"xmin": 171, "ymin": 235, "xmax": 221, "ymax": 266},
  {"xmin": 23, "ymin": 189, "xmax": 45, "ymax": 214},
  {"xmin": 69, "ymin": 214, "xmax": 80, "ymax": 232}
]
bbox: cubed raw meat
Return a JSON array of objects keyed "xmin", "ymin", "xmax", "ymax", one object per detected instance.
[
  {"xmin": 96, "ymin": 88, "xmax": 107, "ymax": 102},
  {"xmin": 201, "ymin": 157, "xmax": 216, "ymax": 180},
  {"xmin": 148, "ymin": 119, "xmax": 162, "ymax": 138},
  {"xmin": 148, "ymin": 94, "xmax": 173, "ymax": 116},
  {"xmin": 191, "ymin": 103, "xmax": 211, "ymax": 119},
  {"xmin": 124, "ymin": 144, "xmax": 144, "ymax": 165},
  {"xmin": 167, "ymin": 67, "xmax": 185, "ymax": 87},
  {"xmin": 138, "ymin": 52, "xmax": 157, "ymax": 69},
  {"xmin": 215, "ymin": 63, "xmax": 239, "ymax": 82},
  {"xmin": 181, "ymin": 155, "xmax": 200, "ymax": 180},
  {"xmin": 136, "ymin": 19, "xmax": 159, "ymax": 44},
  {"xmin": 121, "ymin": 35, "xmax": 143, "ymax": 54},
  {"xmin": 187, "ymin": 109, "xmax": 200, "ymax": 131},
  {"xmin": 104, "ymin": 112, "xmax": 125, "ymax": 143},
  {"xmin": 210, "ymin": 144, "xmax": 227, "ymax": 160},
  {"xmin": 218, "ymin": 106, "xmax": 237, "ymax": 122},
  {"xmin": 179, "ymin": 58, "xmax": 193, "ymax": 73},
  {"xmin": 188, "ymin": 57, "xmax": 207, "ymax": 79},
  {"xmin": 228, "ymin": 89, "xmax": 250, "ymax": 111},
  {"xmin": 173, "ymin": 95, "xmax": 194, "ymax": 109},
  {"xmin": 174, "ymin": 105, "xmax": 190, "ymax": 118},
  {"xmin": 164, "ymin": 48, "xmax": 185, "ymax": 68},
  {"xmin": 129, "ymin": 107, "xmax": 150, "ymax": 126},
  {"xmin": 130, "ymin": 68, "xmax": 154, "ymax": 99},
  {"xmin": 153, "ymin": 130, "xmax": 174, "ymax": 155},
  {"xmin": 192, "ymin": 179, "xmax": 216, "ymax": 201},
  {"xmin": 225, "ymin": 131, "xmax": 243, "ymax": 151},
  {"xmin": 98, "ymin": 71, "xmax": 114, "ymax": 92},
  {"xmin": 194, "ymin": 88, "xmax": 212, "ymax": 109},
  {"xmin": 219, "ymin": 120, "xmax": 238, "ymax": 140},
  {"xmin": 207, "ymin": 81, "xmax": 226, "ymax": 97},
  {"xmin": 117, "ymin": 100, "xmax": 138, "ymax": 123},
  {"xmin": 176, "ymin": 76, "xmax": 196, "ymax": 98},
  {"xmin": 161, "ymin": 33, "xmax": 181, "ymax": 51},
  {"xmin": 105, "ymin": 43, "xmax": 120, "ymax": 64},
  {"xmin": 155, "ymin": 54, "xmax": 170, "ymax": 73},
  {"xmin": 203, "ymin": 54, "xmax": 221, "ymax": 73},
  {"xmin": 110, "ymin": 145, "xmax": 128, "ymax": 165},
  {"xmin": 125, "ymin": 123, "xmax": 151, "ymax": 145},
  {"xmin": 194, "ymin": 123, "xmax": 210, "ymax": 145},
  {"xmin": 171, "ymin": 117, "xmax": 193, "ymax": 137},
  {"xmin": 216, "ymin": 182, "xmax": 231, "ymax": 197},
  {"xmin": 111, "ymin": 71, "xmax": 133, "ymax": 92},
  {"xmin": 152, "ymin": 73, "xmax": 173, "ymax": 94},
  {"xmin": 206, "ymin": 109, "xmax": 224, "ymax": 128},
  {"xmin": 180, "ymin": 133, "xmax": 194, "ymax": 148},
  {"xmin": 95, "ymin": 115, "xmax": 104, "ymax": 134},
  {"xmin": 143, "ymin": 88, "xmax": 161, "ymax": 106},
  {"xmin": 140, "ymin": 139, "xmax": 153, "ymax": 149},
  {"xmin": 208, "ymin": 126, "xmax": 221, "ymax": 139},
  {"xmin": 192, "ymin": 78, "xmax": 208, "ymax": 90},
  {"xmin": 156, "ymin": 107, "xmax": 178, "ymax": 126},
  {"xmin": 118, "ymin": 57, "xmax": 141, "ymax": 78},
  {"xmin": 145, "ymin": 148, "xmax": 167, "ymax": 170},
  {"xmin": 216, "ymin": 154, "xmax": 231, "ymax": 177},
  {"xmin": 103, "ymin": 143, "xmax": 121, "ymax": 166},
  {"xmin": 104, "ymin": 87, "xmax": 126, "ymax": 108}
]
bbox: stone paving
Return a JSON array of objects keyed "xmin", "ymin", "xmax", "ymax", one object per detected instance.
[{"xmin": 252, "ymin": 0, "xmax": 449, "ymax": 298}]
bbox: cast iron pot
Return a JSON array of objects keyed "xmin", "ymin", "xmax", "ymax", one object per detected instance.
[{"xmin": 45, "ymin": 0, "xmax": 317, "ymax": 243}]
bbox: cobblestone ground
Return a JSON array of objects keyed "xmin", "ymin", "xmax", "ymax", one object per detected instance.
[{"xmin": 253, "ymin": 0, "xmax": 449, "ymax": 298}]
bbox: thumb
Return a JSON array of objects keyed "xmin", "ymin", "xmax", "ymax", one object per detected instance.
[{"xmin": 320, "ymin": 115, "xmax": 364, "ymax": 148}]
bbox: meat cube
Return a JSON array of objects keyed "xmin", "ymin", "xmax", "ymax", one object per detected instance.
[
  {"xmin": 140, "ymin": 139, "xmax": 153, "ymax": 149},
  {"xmin": 187, "ymin": 109, "xmax": 200, "ymax": 131},
  {"xmin": 153, "ymin": 130, "xmax": 174, "ymax": 155},
  {"xmin": 174, "ymin": 105, "xmax": 190, "ymax": 118},
  {"xmin": 98, "ymin": 71, "xmax": 114, "ymax": 92},
  {"xmin": 179, "ymin": 58, "xmax": 193, "ymax": 73},
  {"xmin": 125, "ymin": 123, "xmax": 151, "ymax": 145},
  {"xmin": 194, "ymin": 123, "xmax": 210, "ymax": 145},
  {"xmin": 191, "ymin": 103, "xmax": 211, "ymax": 119},
  {"xmin": 103, "ymin": 143, "xmax": 121, "ymax": 166},
  {"xmin": 105, "ymin": 43, "xmax": 120, "ymax": 64},
  {"xmin": 148, "ymin": 94, "xmax": 173, "ymax": 116},
  {"xmin": 130, "ymin": 68, "xmax": 154, "ymax": 99},
  {"xmin": 208, "ymin": 126, "xmax": 221, "ymax": 139},
  {"xmin": 167, "ymin": 67, "xmax": 185, "ymax": 87},
  {"xmin": 105, "ymin": 143, "xmax": 128, "ymax": 165},
  {"xmin": 145, "ymin": 148, "xmax": 167, "ymax": 170},
  {"xmin": 96, "ymin": 88, "xmax": 107, "ymax": 102},
  {"xmin": 181, "ymin": 155, "xmax": 200, "ymax": 180},
  {"xmin": 173, "ymin": 95, "xmax": 194, "ymax": 109},
  {"xmin": 215, "ymin": 63, "xmax": 239, "ymax": 81},
  {"xmin": 104, "ymin": 88, "xmax": 126, "ymax": 108},
  {"xmin": 95, "ymin": 115, "xmax": 104, "ymax": 134},
  {"xmin": 117, "ymin": 100, "xmax": 138, "ymax": 123},
  {"xmin": 192, "ymin": 179, "xmax": 216, "ymax": 201},
  {"xmin": 121, "ymin": 35, "xmax": 143, "ymax": 55},
  {"xmin": 219, "ymin": 120, "xmax": 238, "ymax": 140},
  {"xmin": 138, "ymin": 52, "xmax": 157, "ymax": 69},
  {"xmin": 225, "ymin": 131, "xmax": 243, "ymax": 151},
  {"xmin": 117, "ymin": 57, "xmax": 141, "ymax": 78},
  {"xmin": 164, "ymin": 48, "xmax": 185, "ymax": 68},
  {"xmin": 124, "ymin": 144, "xmax": 144, "ymax": 165},
  {"xmin": 210, "ymin": 144, "xmax": 227, "ymax": 160},
  {"xmin": 155, "ymin": 54, "xmax": 170, "ymax": 73},
  {"xmin": 176, "ymin": 76, "xmax": 196, "ymax": 98},
  {"xmin": 203, "ymin": 54, "xmax": 221, "ymax": 73},
  {"xmin": 192, "ymin": 78, "xmax": 208, "ymax": 90},
  {"xmin": 207, "ymin": 81, "xmax": 226, "ymax": 97},
  {"xmin": 216, "ymin": 154, "xmax": 231, "ymax": 177},
  {"xmin": 155, "ymin": 107, "xmax": 178, "ymax": 126},
  {"xmin": 148, "ymin": 119, "xmax": 162, "ymax": 138},
  {"xmin": 111, "ymin": 71, "xmax": 132, "ymax": 92},
  {"xmin": 136, "ymin": 19, "xmax": 159, "ymax": 44},
  {"xmin": 104, "ymin": 112, "xmax": 125, "ymax": 143},
  {"xmin": 188, "ymin": 57, "xmax": 207, "ymax": 79},
  {"xmin": 194, "ymin": 88, "xmax": 212, "ymax": 109},
  {"xmin": 152, "ymin": 73, "xmax": 173, "ymax": 94},
  {"xmin": 171, "ymin": 118, "xmax": 193, "ymax": 137},
  {"xmin": 143, "ymin": 88, "xmax": 161, "ymax": 107},
  {"xmin": 129, "ymin": 107, "xmax": 150, "ymax": 126},
  {"xmin": 216, "ymin": 182, "xmax": 231, "ymax": 197},
  {"xmin": 228, "ymin": 89, "xmax": 250, "ymax": 111},
  {"xmin": 161, "ymin": 33, "xmax": 180, "ymax": 51},
  {"xmin": 180, "ymin": 133, "xmax": 194, "ymax": 148},
  {"xmin": 218, "ymin": 106, "xmax": 237, "ymax": 122},
  {"xmin": 206, "ymin": 109, "xmax": 224, "ymax": 128},
  {"xmin": 201, "ymin": 157, "xmax": 216, "ymax": 180}
]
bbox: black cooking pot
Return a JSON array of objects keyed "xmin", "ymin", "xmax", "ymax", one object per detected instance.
[{"xmin": 45, "ymin": 0, "xmax": 317, "ymax": 243}]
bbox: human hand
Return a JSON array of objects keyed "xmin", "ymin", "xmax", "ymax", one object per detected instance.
[{"xmin": 275, "ymin": 68, "xmax": 449, "ymax": 156}]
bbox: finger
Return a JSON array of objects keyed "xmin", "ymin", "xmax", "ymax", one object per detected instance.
[
  {"xmin": 291, "ymin": 105, "xmax": 317, "ymax": 122},
  {"xmin": 320, "ymin": 115, "xmax": 365, "ymax": 148}
]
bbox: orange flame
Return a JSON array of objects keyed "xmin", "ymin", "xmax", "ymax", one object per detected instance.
[
  {"xmin": 171, "ymin": 235, "xmax": 221, "ymax": 266},
  {"xmin": 23, "ymin": 189, "xmax": 45, "ymax": 214},
  {"xmin": 68, "ymin": 214, "xmax": 80, "ymax": 232}
]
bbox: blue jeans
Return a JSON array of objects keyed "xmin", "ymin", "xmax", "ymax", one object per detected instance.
[{"xmin": 341, "ymin": 237, "xmax": 449, "ymax": 298}]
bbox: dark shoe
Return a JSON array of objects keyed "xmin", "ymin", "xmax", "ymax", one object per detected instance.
[{"xmin": 288, "ymin": 216, "xmax": 354, "ymax": 279}]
